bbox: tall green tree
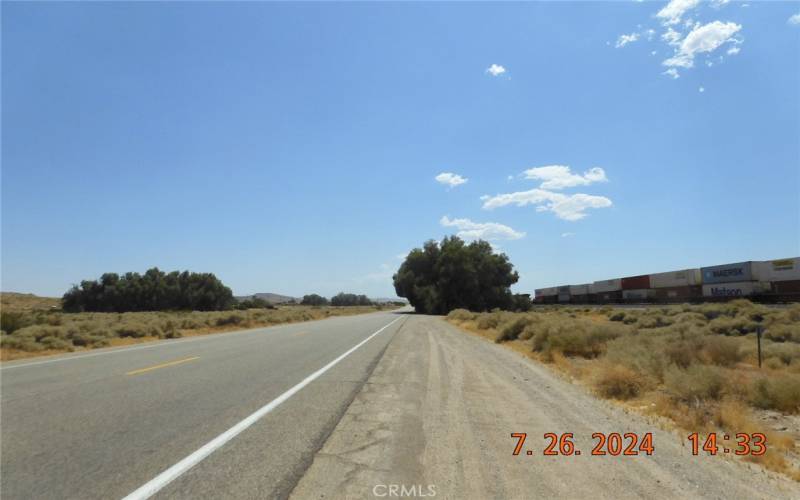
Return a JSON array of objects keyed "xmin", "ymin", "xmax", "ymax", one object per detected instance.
[{"xmin": 393, "ymin": 236, "xmax": 519, "ymax": 314}]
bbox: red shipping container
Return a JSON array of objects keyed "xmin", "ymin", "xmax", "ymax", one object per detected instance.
[{"xmin": 621, "ymin": 275, "xmax": 650, "ymax": 290}]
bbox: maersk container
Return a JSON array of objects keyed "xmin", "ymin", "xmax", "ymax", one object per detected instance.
[
  {"xmin": 753, "ymin": 257, "xmax": 800, "ymax": 282},
  {"xmin": 622, "ymin": 289, "xmax": 656, "ymax": 301},
  {"xmin": 650, "ymin": 269, "xmax": 702, "ymax": 288},
  {"xmin": 702, "ymin": 281, "xmax": 770, "ymax": 298},
  {"xmin": 621, "ymin": 275, "xmax": 650, "ymax": 290},
  {"xmin": 701, "ymin": 262, "xmax": 753, "ymax": 284},
  {"xmin": 591, "ymin": 279, "xmax": 622, "ymax": 293},
  {"xmin": 569, "ymin": 284, "xmax": 590, "ymax": 295}
]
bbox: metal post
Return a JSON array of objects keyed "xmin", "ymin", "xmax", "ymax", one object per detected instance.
[{"xmin": 757, "ymin": 326, "xmax": 762, "ymax": 369}]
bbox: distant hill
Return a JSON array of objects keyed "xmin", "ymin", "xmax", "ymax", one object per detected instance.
[
  {"xmin": 1, "ymin": 292, "xmax": 61, "ymax": 312},
  {"xmin": 235, "ymin": 293, "xmax": 298, "ymax": 304}
]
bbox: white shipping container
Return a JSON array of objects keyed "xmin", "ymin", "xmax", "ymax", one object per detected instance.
[
  {"xmin": 622, "ymin": 289, "xmax": 656, "ymax": 300},
  {"xmin": 569, "ymin": 284, "xmax": 590, "ymax": 295},
  {"xmin": 591, "ymin": 279, "xmax": 622, "ymax": 293},
  {"xmin": 702, "ymin": 281, "xmax": 771, "ymax": 298},
  {"xmin": 650, "ymin": 268, "xmax": 702, "ymax": 288},
  {"xmin": 753, "ymin": 258, "xmax": 800, "ymax": 282},
  {"xmin": 558, "ymin": 293, "xmax": 570, "ymax": 303}
]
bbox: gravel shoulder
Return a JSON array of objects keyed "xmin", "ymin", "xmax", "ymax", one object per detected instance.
[{"xmin": 290, "ymin": 314, "xmax": 800, "ymax": 500}]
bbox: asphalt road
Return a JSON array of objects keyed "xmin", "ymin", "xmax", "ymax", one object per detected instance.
[{"xmin": 1, "ymin": 308, "xmax": 409, "ymax": 499}]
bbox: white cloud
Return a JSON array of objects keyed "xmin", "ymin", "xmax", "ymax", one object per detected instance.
[
  {"xmin": 727, "ymin": 46, "xmax": 740, "ymax": 55},
  {"xmin": 481, "ymin": 189, "xmax": 612, "ymax": 221},
  {"xmin": 486, "ymin": 64, "xmax": 506, "ymax": 76},
  {"xmin": 662, "ymin": 21, "xmax": 741, "ymax": 70},
  {"xmin": 656, "ymin": 0, "xmax": 701, "ymax": 25},
  {"xmin": 651, "ymin": 50, "xmax": 658, "ymax": 56},
  {"xmin": 663, "ymin": 68, "xmax": 681, "ymax": 79},
  {"xmin": 615, "ymin": 33, "xmax": 640, "ymax": 48},
  {"xmin": 662, "ymin": 27, "xmax": 683, "ymax": 46},
  {"xmin": 645, "ymin": 29, "xmax": 656, "ymax": 41},
  {"xmin": 789, "ymin": 13, "xmax": 800, "ymax": 26},
  {"xmin": 711, "ymin": 0, "xmax": 731, "ymax": 8},
  {"xmin": 561, "ymin": 232, "xmax": 575, "ymax": 238},
  {"xmin": 699, "ymin": 86, "xmax": 705, "ymax": 92},
  {"xmin": 439, "ymin": 216, "xmax": 525, "ymax": 241},
  {"xmin": 522, "ymin": 165, "xmax": 608, "ymax": 190},
  {"xmin": 435, "ymin": 172, "xmax": 468, "ymax": 188}
]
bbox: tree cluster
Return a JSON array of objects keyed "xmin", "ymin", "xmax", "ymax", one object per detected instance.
[
  {"xmin": 62, "ymin": 268, "xmax": 235, "ymax": 312},
  {"xmin": 301, "ymin": 294, "xmax": 329, "ymax": 306},
  {"xmin": 330, "ymin": 293, "xmax": 373, "ymax": 306},
  {"xmin": 393, "ymin": 236, "xmax": 523, "ymax": 314}
]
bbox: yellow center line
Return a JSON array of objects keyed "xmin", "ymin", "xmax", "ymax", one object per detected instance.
[{"xmin": 125, "ymin": 356, "xmax": 200, "ymax": 376}]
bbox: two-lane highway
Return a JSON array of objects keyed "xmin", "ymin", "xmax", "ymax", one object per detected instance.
[{"xmin": 1, "ymin": 308, "xmax": 409, "ymax": 499}]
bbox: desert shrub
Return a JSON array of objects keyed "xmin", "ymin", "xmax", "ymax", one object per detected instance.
[
  {"xmin": 0, "ymin": 312, "xmax": 33, "ymax": 335},
  {"xmin": 664, "ymin": 364, "xmax": 726, "ymax": 402},
  {"xmin": 637, "ymin": 313, "xmax": 673, "ymax": 329},
  {"xmin": 215, "ymin": 313, "xmax": 245, "ymax": 326},
  {"xmin": 476, "ymin": 311, "xmax": 508, "ymax": 330},
  {"xmin": 748, "ymin": 374, "xmax": 800, "ymax": 413},
  {"xmin": 608, "ymin": 311, "xmax": 625, "ymax": 322},
  {"xmin": 39, "ymin": 336, "xmax": 73, "ymax": 351},
  {"xmin": 114, "ymin": 324, "xmax": 149, "ymax": 338},
  {"xmin": 605, "ymin": 335, "xmax": 667, "ymax": 382},
  {"xmin": 664, "ymin": 338, "xmax": 703, "ymax": 368},
  {"xmin": 700, "ymin": 335, "xmax": 742, "ymax": 367},
  {"xmin": 708, "ymin": 316, "xmax": 759, "ymax": 336},
  {"xmin": 764, "ymin": 324, "xmax": 799, "ymax": 343},
  {"xmin": 593, "ymin": 364, "xmax": 642, "ymax": 400},
  {"xmin": 497, "ymin": 315, "xmax": 537, "ymax": 342},
  {"xmin": 532, "ymin": 319, "xmax": 626, "ymax": 359},
  {"xmin": 760, "ymin": 342, "xmax": 800, "ymax": 366},
  {"xmin": 447, "ymin": 309, "xmax": 475, "ymax": 322}
]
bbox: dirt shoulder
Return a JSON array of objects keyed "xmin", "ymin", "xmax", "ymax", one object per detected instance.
[{"xmin": 290, "ymin": 314, "xmax": 800, "ymax": 500}]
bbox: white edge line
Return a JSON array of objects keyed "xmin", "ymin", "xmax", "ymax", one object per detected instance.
[
  {"xmin": 121, "ymin": 315, "xmax": 402, "ymax": 500},
  {"xmin": 1, "ymin": 311, "xmax": 390, "ymax": 371}
]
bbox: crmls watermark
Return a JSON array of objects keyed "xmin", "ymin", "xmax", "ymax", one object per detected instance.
[{"xmin": 372, "ymin": 484, "xmax": 437, "ymax": 497}]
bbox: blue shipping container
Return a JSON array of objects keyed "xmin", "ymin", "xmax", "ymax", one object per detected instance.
[{"xmin": 701, "ymin": 261, "xmax": 753, "ymax": 284}]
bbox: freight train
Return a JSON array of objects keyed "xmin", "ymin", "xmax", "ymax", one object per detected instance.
[{"xmin": 533, "ymin": 257, "xmax": 800, "ymax": 304}]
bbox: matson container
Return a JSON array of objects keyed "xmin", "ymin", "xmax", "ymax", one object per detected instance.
[
  {"xmin": 654, "ymin": 286, "xmax": 702, "ymax": 302},
  {"xmin": 702, "ymin": 281, "xmax": 770, "ymax": 298},
  {"xmin": 701, "ymin": 262, "xmax": 753, "ymax": 284},
  {"xmin": 622, "ymin": 289, "xmax": 656, "ymax": 301},
  {"xmin": 591, "ymin": 279, "xmax": 622, "ymax": 293},
  {"xmin": 621, "ymin": 275, "xmax": 650, "ymax": 290},
  {"xmin": 753, "ymin": 258, "xmax": 800, "ymax": 282},
  {"xmin": 650, "ymin": 269, "xmax": 702, "ymax": 288}
]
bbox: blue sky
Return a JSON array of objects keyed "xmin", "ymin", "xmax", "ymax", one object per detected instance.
[{"xmin": 2, "ymin": 1, "xmax": 799, "ymax": 299}]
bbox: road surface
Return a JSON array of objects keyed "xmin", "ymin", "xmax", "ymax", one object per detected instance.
[{"xmin": 2, "ymin": 310, "xmax": 798, "ymax": 499}]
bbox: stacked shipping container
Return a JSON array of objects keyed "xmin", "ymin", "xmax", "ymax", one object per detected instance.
[{"xmin": 533, "ymin": 257, "xmax": 800, "ymax": 304}]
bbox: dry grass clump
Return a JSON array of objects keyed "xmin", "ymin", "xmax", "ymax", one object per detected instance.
[
  {"xmin": 0, "ymin": 305, "xmax": 392, "ymax": 359},
  {"xmin": 593, "ymin": 363, "xmax": 643, "ymax": 400},
  {"xmin": 448, "ymin": 300, "xmax": 800, "ymax": 480}
]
